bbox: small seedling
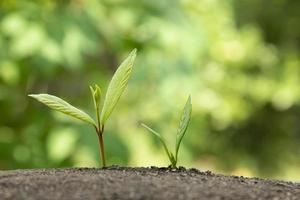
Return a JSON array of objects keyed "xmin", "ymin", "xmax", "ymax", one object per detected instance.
[
  {"xmin": 29, "ymin": 49, "xmax": 137, "ymax": 167},
  {"xmin": 141, "ymin": 95, "xmax": 192, "ymax": 168}
]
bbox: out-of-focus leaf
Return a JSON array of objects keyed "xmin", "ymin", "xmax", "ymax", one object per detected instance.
[
  {"xmin": 100, "ymin": 49, "xmax": 136, "ymax": 125},
  {"xmin": 141, "ymin": 123, "xmax": 175, "ymax": 165},
  {"xmin": 29, "ymin": 94, "xmax": 96, "ymax": 126},
  {"xmin": 175, "ymin": 95, "xmax": 192, "ymax": 160}
]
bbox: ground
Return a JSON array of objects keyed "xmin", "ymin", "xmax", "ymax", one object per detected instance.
[{"xmin": 0, "ymin": 166, "xmax": 299, "ymax": 200}]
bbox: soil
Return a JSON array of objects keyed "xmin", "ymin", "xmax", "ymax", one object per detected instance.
[{"xmin": 0, "ymin": 166, "xmax": 299, "ymax": 200}]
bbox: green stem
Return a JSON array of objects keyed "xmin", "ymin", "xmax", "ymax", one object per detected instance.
[
  {"xmin": 96, "ymin": 106, "xmax": 101, "ymax": 133},
  {"xmin": 94, "ymin": 102, "xmax": 106, "ymax": 167},
  {"xmin": 170, "ymin": 153, "xmax": 177, "ymax": 168},
  {"xmin": 97, "ymin": 131, "xmax": 106, "ymax": 167}
]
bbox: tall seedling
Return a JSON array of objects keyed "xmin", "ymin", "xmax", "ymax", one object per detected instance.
[
  {"xmin": 141, "ymin": 96, "xmax": 192, "ymax": 168},
  {"xmin": 29, "ymin": 49, "xmax": 137, "ymax": 167}
]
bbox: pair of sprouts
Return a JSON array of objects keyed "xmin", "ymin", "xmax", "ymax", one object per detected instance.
[{"xmin": 29, "ymin": 49, "xmax": 191, "ymax": 168}]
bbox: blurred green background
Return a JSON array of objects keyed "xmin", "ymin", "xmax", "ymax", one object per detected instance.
[{"xmin": 0, "ymin": 0, "xmax": 299, "ymax": 181}]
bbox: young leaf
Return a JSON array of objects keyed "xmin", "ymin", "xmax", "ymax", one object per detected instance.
[
  {"xmin": 100, "ymin": 49, "xmax": 137, "ymax": 125},
  {"xmin": 90, "ymin": 84, "xmax": 102, "ymax": 109},
  {"xmin": 141, "ymin": 123, "xmax": 174, "ymax": 164},
  {"xmin": 29, "ymin": 94, "xmax": 96, "ymax": 126},
  {"xmin": 175, "ymin": 95, "xmax": 192, "ymax": 160}
]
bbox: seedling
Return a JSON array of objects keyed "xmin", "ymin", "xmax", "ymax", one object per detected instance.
[
  {"xmin": 29, "ymin": 49, "xmax": 137, "ymax": 167},
  {"xmin": 141, "ymin": 95, "xmax": 192, "ymax": 168}
]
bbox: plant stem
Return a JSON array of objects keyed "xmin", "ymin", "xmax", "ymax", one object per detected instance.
[
  {"xmin": 94, "ymin": 102, "xmax": 106, "ymax": 167},
  {"xmin": 97, "ymin": 130, "xmax": 106, "ymax": 167},
  {"xmin": 171, "ymin": 162, "xmax": 177, "ymax": 168},
  {"xmin": 96, "ymin": 107, "xmax": 101, "ymax": 133},
  {"xmin": 170, "ymin": 155, "xmax": 177, "ymax": 168}
]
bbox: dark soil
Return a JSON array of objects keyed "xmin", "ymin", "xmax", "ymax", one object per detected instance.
[{"xmin": 0, "ymin": 166, "xmax": 299, "ymax": 200}]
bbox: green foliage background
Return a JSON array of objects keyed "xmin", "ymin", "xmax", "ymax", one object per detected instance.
[{"xmin": 0, "ymin": 0, "xmax": 299, "ymax": 180}]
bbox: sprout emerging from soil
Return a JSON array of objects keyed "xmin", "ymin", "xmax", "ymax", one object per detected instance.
[
  {"xmin": 141, "ymin": 96, "xmax": 192, "ymax": 168},
  {"xmin": 29, "ymin": 49, "xmax": 137, "ymax": 167}
]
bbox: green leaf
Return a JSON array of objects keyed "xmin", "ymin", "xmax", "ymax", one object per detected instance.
[
  {"xmin": 141, "ymin": 123, "xmax": 175, "ymax": 166},
  {"xmin": 100, "ymin": 49, "xmax": 137, "ymax": 125},
  {"xmin": 141, "ymin": 123, "xmax": 164, "ymax": 142},
  {"xmin": 175, "ymin": 95, "xmax": 192, "ymax": 160},
  {"xmin": 29, "ymin": 94, "xmax": 96, "ymax": 126}
]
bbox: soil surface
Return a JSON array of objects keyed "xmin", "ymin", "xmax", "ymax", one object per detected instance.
[{"xmin": 0, "ymin": 166, "xmax": 299, "ymax": 200}]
